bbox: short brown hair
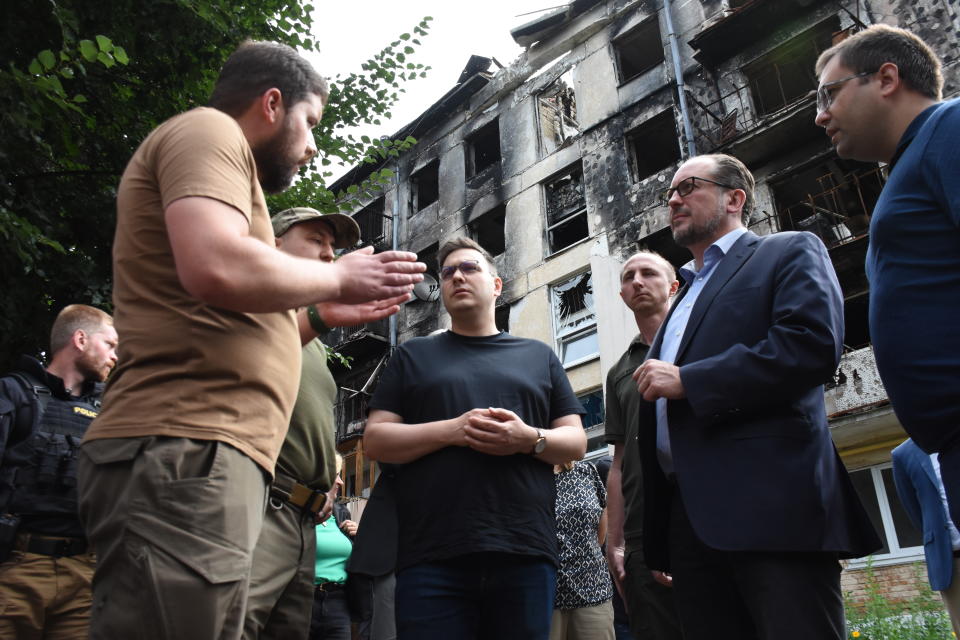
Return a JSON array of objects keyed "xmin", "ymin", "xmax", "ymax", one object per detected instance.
[
  {"xmin": 622, "ymin": 250, "xmax": 676, "ymax": 283},
  {"xmin": 209, "ymin": 41, "xmax": 330, "ymax": 117},
  {"xmin": 699, "ymin": 154, "xmax": 755, "ymax": 223},
  {"xmin": 437, "ymin": 237, "xmax": 497, "ymax": 277},
  {"xmin": 815, "ymin": 25, "xmax": 943, "ymax": 100},
  {"xmin": 50, "ymin": 305, "xmax": 113, "ymax": 354}
]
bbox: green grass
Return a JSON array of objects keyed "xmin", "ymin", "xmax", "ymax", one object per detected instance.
[{"xmin": 844, "ymin": 559, "xmax": 953, "ymax": 639}]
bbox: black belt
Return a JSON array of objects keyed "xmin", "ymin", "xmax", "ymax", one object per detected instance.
[
  {"xmin": 15, "ymin": 533, "xmax": 87, "ymax": 557},
  {"xmin": 270, "ymin": 472, "xmax": 327, "ymax": 518},
  {"xmin": 316, "ymin": 581, "xmax": 345, "ymax": 592}
]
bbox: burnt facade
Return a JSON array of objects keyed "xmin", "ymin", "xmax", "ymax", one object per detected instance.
[{"xmin": 325, "ymin": 0, "xmax": 960, "ymax": 584}]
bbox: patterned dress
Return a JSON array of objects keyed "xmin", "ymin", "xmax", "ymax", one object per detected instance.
[{"xmin": 554, "ymin": 461, "xmax": 614, "ymax": 609}]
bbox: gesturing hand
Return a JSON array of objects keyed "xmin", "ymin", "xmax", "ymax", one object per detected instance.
[
  {"xmin": 316, "ymin": 293, "xmax": 410, "ymax": 329},
  {"xmin": 331, "ymin": 247, "xmax": 426, "ymax": 304}
]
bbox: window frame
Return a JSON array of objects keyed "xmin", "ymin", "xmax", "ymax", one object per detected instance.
[
  {"xmin": 550, "ymin": 270, "xmax": 599, "ymax": 369},
  {"xmin": 846, "ymin": 462, "xmax": 924, "ymax": 569},
  {"xmin": 543, "ymin": 165, "xmax": 589, "ymax": 255},
  {"xmin": 612, "ymin": 16, "xmax": 665, "ymax": 85},
  {"xmin": 537, "ymin": 68, "xmax": 580, "ymax": 157}
]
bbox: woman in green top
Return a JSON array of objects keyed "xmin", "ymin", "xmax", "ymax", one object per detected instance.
[{"xmin": 309, "ymin": 474, "xmax": 357, "ymax": 640}]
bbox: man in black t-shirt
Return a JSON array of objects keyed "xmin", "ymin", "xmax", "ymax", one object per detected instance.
[{"xmin": 365, "ymin": 236, "xmax": 586, "ymax": 640}]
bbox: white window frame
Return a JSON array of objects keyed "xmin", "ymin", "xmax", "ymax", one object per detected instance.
[
  {"xmin": 846, "ymin": 462, "xmax": 924, "ymax": 569},
  {"xmin": 551, "ymin": 270, "xmax": 599, "ymax": 369}
]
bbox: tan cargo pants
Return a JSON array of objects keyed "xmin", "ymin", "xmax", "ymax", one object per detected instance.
[{"xmin": 0, "ymin": 549, "xmax": 95, "ymax": 639}]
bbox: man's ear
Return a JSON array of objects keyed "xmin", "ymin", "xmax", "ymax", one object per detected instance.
[
  {"xmin": 877, "ymin": 62, "xmax": 902, "ymax": 98},
  {"xmin": 72, "ymin": 329, "xmax": 87, "ymax": 352},
  {"xmin": 726, "ymin": 188, "xmax": 747, "ymax": 215},
  {"xmin": 493, "ymin": 276, "xmax": 503, "ymax": 297},
  {"xmin": 258, "ymin": 87, "xmax": 284, "ymax": 125},
  {"xmin": 669, "ymin": 280, "xmax": 680, "ymax": 296}
]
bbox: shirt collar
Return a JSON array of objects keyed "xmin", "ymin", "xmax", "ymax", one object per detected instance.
[
  {"xmin": 890, "ymin": 102, "xmax": 941, "ymax": 169},
  {"xmin": 678, "ymin": 227, "xmax": 748, "ymax": 283}
]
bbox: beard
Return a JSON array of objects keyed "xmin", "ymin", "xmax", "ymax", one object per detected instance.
[
  {"xmin": 77, "ymin": 350, "xmax": 111, "ymax": 383},
  {"xmin": 253, "ymin": 118, "xmax": 300, "ymax": 194},
  {"xmin": 672, "ymin": 206, "xmax": 725, "ymax": 248}
]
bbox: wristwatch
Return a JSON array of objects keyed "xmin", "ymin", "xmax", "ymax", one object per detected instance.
[{"xmin": 530, "ymin": 428, "xmax": 547, "ymax": 455}]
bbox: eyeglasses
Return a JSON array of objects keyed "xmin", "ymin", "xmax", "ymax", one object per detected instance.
[
  {"xmin": 660, "ymin": 176, "xmax": 736, "ymax": 205},
  {"xmin": 439, "ymin": 260, "xmax": 483, "ymax": 280},
  {"xmin": 816, "ymin": 70, "xmax": 876, "ymax": 113}
]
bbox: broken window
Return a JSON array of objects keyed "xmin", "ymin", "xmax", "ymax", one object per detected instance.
[
  {"xmin": 626, "ymin": 110, "xmax": 682, "ymax": 181},
  {"xmin": 552, "ymin": 271, "xmax": 598, "ymax": 366},
  {"xmin": 544, "ymin": 165, "xmax": 588, "ymax": 253},
  {"xmin": 579, "ymin": 388, "xmax": 607, "ymax": 455},
  {"xmin": 410, "ymin": 159, "xmax": 440, "ymax": 213},
  {"xmin": 614, "ymin": 17, "xmax": 664, "ymax": 84},
  {"xmin": 538, "ymin": 68, "xmax": 580, "ymax": 156},
  {"xmin": 469, "ymin": 204, "xmax": 506, "ymax": 257},
  {"xmin": 353, "ymin": 197, "xmax": 387, "ymax": 248},
  {"xmin": 772, "ymin": 159, "xmax": 883, "ymax": 249},
  {"xmin": 578, "ymin": 389, "xmax": 605, "ymax": 430},
  {"xmin": 466, "ymin": 118, "xmax": 501, "ymax": 177},
  {"xmin": 771, "ymin": 157, "xmax": 884, "ymax": 351},
  {"xmin": 743, "ymin": 17, "xmax": 838, "ymax": 116},
  {"xmin": 637, "ymin": 226, "xmax": 692, "ymax": 271}
]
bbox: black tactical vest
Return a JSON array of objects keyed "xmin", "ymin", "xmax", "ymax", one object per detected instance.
[{"xmin": 0, "ymin": 368, "xmax": 100, "ymax": 534}]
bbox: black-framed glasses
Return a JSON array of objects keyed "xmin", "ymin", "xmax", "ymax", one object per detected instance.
[
  {"xmin": 440, "ymin": 260, "xmax": 482, "ymax": 281},
  {"xmin": 816, "ymin": 70, "xmax": 876, "ymax": 113},
  {"xmin": 660, "ymin": 176, "xmax": 736, "ymax": 205}
]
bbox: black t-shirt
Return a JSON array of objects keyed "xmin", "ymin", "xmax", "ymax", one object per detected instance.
[{"xmin": 370, "ymin": 331, "xmax": 584, "ymax": 570}]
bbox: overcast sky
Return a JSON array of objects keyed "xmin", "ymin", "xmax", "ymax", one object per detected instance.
[{"xmin": 308, "ymin": 0, "xmax": 561, "ymax": 180}]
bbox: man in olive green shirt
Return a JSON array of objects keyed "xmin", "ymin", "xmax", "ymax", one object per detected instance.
[
  {"xmin": 604, "ymin": 251, "xmax": 682, "ymax": 640},
  {"xmin": 243, "ymin": 208, "xmax": 408, "ymax": 640}
]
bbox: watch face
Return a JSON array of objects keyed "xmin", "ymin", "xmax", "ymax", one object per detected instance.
[{"xmin": 534, "ymin": 438, "xmax": 547, "ymax": 454}]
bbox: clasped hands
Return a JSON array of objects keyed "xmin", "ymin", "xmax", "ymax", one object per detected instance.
[{"xmin": 458, "ymin": 407, "xmax": 535, "ymax": 456}]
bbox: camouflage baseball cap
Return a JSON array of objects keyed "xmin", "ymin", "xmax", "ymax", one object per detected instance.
[{"xmin": 271, "ymin": 207, "xmax": 361, "ymax": 249}]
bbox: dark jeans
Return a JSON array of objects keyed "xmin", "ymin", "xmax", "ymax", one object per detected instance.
[
  {"xmin": 308, "ymin": 588, "xmax": 351, "ymax": 640},
  {"xmin": 395, "ymin": 552, "xmax": 556, "ymax": 640}
]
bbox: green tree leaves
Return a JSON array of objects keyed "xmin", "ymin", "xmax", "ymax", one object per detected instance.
[{"xmin": 0, "ymin": 1, "xmax": 430, "ymax": 363}]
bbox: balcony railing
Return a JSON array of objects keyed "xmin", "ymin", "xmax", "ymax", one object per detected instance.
[
  {"xmin": 777, "ymin": 167, "xmax": 885, "ymax": 250},
  {"xmin": 689, "ymin": 67, "xmax": 815, "ymax": 150}
]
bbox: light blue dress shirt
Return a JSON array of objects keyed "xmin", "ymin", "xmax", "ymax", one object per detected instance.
[{"xmin": 655, "ymin": 227, "xmax": 747, "ymax": 476}]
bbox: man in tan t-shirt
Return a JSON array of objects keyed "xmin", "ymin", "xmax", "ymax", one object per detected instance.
[{"xmin": 76, "ymin": 41, "xmax": 424, "ymax": 640}]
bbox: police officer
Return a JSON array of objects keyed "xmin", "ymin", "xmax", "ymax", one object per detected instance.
[{"xmin": 0, "ymin": 304, "xmax": 118, "ymax": 639}]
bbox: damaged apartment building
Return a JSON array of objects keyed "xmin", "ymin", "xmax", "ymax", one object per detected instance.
[{"xmin": 323, "ymin": 0, "xmax": 960, "ymax": 597}]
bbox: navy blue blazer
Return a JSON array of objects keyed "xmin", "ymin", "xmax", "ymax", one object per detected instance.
[
  {"xmin": 638, "ymin": 230, "xmax": 882, "ymax": 571},
  {"xmin": 892, "ymin": 438, "xmax": 956, "ymax": 591}
]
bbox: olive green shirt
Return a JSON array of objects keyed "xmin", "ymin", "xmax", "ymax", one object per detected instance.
[
  {"xmin": 275, "ymin": 339, "xmax": 338, "ymax": 491},
  {"xmin": 603, "ymin": 334, "xmax": 649, "ymax": 545}
]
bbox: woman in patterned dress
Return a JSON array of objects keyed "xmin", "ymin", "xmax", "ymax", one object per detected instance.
[{"xmin": 550, "ymin": 460, "xmax": 615, "ymax": 640}]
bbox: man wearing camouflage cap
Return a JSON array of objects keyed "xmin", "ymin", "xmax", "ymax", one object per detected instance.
[{"xmin": 243, "ymin": 207, "xmax": 409, "ymax": 640}]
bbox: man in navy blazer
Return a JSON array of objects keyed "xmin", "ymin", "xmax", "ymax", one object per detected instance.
[
  {"xmin": 892, "ymin": 438, "xmax": 960, "ymax": 634},
  {"xmin": 632, "ymin": 154, "xmax": 881, "ymax": 640}
]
